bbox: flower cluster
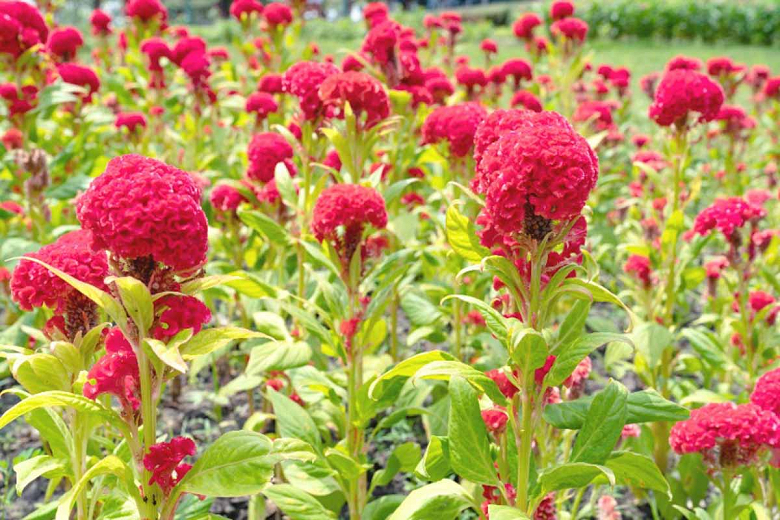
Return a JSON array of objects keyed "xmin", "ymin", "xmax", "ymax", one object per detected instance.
[
  {"xmin": 318, "ymin": 71, "xmax": 390, "ymax": 129},
  {"xmin": 421, "ymin": 102, "xmax": 487, "ymax": 157},
  {"xmin": 143, "ymin": 437, "xmax": 197, "ymax": 496},
  {"xmin": 648, "ymin": 70, "xmax": 725, "ymax": 127},
  {"xmin": 83, "ymin": 328, "xmax": 141, "ymax": 412},
  {"xmin": 247, "ymin": 132, "xmax": 295, "ymax": 183}
]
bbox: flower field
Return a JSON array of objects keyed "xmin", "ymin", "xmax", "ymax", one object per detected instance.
[{"xmin": 3, "ymin": 1, "xmax": 780, "ymax": 519}]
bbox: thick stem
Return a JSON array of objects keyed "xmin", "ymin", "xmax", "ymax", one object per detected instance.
[
  {"xmin": 453, "ymin": 298, "xmax": 462, "ymax": 361},
  {"xmin": 516, "ymin": 387, "xmax": 534, "ymax": 513},
  {"xmin": 72, "ymin": 412, "xmax": 87, "ymax": 520},
  {"xmin": 662, "ymin": 129, "xmax": 688, "ymax": 326},
  {"xmin": 345, "ymin": 284, "xmax": 365, "ymax": 519},
  {"xmin": 390, "ymin": 291, "xmax": 399, "ymax": 363},
  {"xmin": 137, "ymin": 344, "xmax": 159, "ymax": 519}
]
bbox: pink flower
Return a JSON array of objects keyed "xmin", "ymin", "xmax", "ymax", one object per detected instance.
[
  {"xmin": 115, "ymin": 112, "xmax": 147, "ymax": 133},
  {"xmin": 282, "ymin": 61, "xmax": 340, "ymax": 121},
  {"xmin": 751, "ymin": 368, "xmax": 780, "ymax": 417},
  {"xmin": 143, "ymin": 437, "xmax": 197, "ymax": 496},
  {"xmin": 421, "ymin": 102, "xmax": 487, "ymax": 157},
  {"xmin": 510, "ymin": 90, "xmax": 542, "ymax": 112},
  {"xmin": 481, "ymin": 407, "xmax": 508, "ymax": 435},
  {"xmin": 126, "ymin": 0, "xmax": 168, "ymax": 23},
  {"xmin": 230, "ymin": 0, "xmax": 263, "ymax": 21},
  {"xmin": 47, "ymin": 26, "xmax": 83, "ymax": 61},
  {"xmin": 245, "ymin": 91, "xmax": 279, "ymax": 120},
  {"xmin": 264, "ymin": 2, "xmax": 293, "ymax": 27},
  {"xmin": 648, "ymin": 70, "xmax": 724, "ymax": 127},
  {"xmin": 550, "ymin": 0, "xmax": 575, "ymax": 20},
  {"xmin": 152, "ymin": 295, "xmax": 211, "ymax": 340},
  {"xmin": 318, "ymin": 71, "xmax": 390, "ymax": 129},
  {"xmin": 247, "ymin": 132, "xmax": 294, "ymax": 183},
  {"xmin": 56, "ymin": 63, "xmax": 100, "ymax": 102},
  {"xmin": 90, "ymin": 9, "xmax": 112, "ymax": 36},
  {"xmin": 693, "ymin": 197, "xmax": 764, "ymax": 240},
  {"xmin": 624, "ymin": 255, "xmax": 652, "ymax": 287},
  {"xmin": 486, "ymin": 368, "xmax": 519, "ymax": 399},
  {"xmin": 513, "ymin": 13, "xmax": 542, "ymax": 40},
  {"xmin": 84, "ymin": 328, "xmax": 140, "ymax": 411}
]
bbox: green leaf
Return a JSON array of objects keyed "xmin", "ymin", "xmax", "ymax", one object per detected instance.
[
  {"xmin": 538, "ymin": 462, "xmax": 615, "ymax": 493},
  {"xmin": 632, "ymin": 321, "xmax": 673, "ymax": 369},
  {"xmin": 253, "ymin": 311, "xmax": 290, "ymax": 340},
  {"xmin": 384, "ymin": 178, "xmax": 421, "ymax": 206},
  {"xmin": 263, "ymin": 484, "xmax": 337, "ymax": 520},
  {"xmin": 145, "ymin": 338, "xmax": 188, "ymax": 373},
  {"xmin": 561, "ymin": 279, "xmax": 636, "ymax": 329},
  {"xmin": 12, "ymin": 354, "xmax": 70, "ymax": 394},
  {"xmin": 401, "ymin": 292, "xmax": 444, "ymax": 328},
  {"xmin": 111, "ymin": 276, "xmax": 154, "ymax": 333},
  {"xmin": 387, "ymin": 480, "xmax": 475, "ymax": 520},
  {"xmin": 179, "ymin": 327, "xmax": 266, "ymax": 358},
  {"xmin": 547, "ymin": 333, "xmax": 631, "ymax": 387},
  {"xmin": 596, "ymin": 451, "xmax": 671, "ymax": 497},
  {"xmin": 570, "ymin": 380, "xmax": 628, "ymax": 464},
  {"xmin": 14, "ymin": 257, "xmax": 127, "ymax": 329},
  {"xmin": 55, "ymin": 456, "xmax": 137, "ymax": 520},
  {"xmin": 238, "ymin": 208, "xmax": 291, "ymax": 245},
  {"xmin": 14, "ymin": 455, "xmax": 66, "ymax": 495},
  {"xmin": 445, "ymin": 205, "xmax": 489, "ymax": 263},
  {"xmin": 680, "ymin": 328, "xmax": 727, "ymax": 369},
  {"xmin": 487, "ymin": 505, "xmax": 531, "ymax": 519},
  {"xmin": 180, "ymin": 274, "xmax": 243, "ymax": 295},
  {"xmin": 364, "ymin": 495, "xmax": 405, "ymax": 520},
  {"xmin": 178, "ymin": 431, "xmax": 275, "ymax": 497},
  {"xmin": 441, "ymin": 295, "xmax": 508, "ymax": 340},
  {"xmin": 508, "ymin": 327, "xmax": 548, "ymax": 377},
  {"xmin": 555, "ymin": 300, "xmax": 591, "ymax": 350},
  {"xmin": 274, "ymin": 162, "xmax": 298, "ymax": 210},
  {"xmin": 267, "ymin": 389, "xmax": 321, "ymax": 451},
  {"xmin": 371, "ymin": 442, "xmax": 421, "ymax": 490},
  {"xmin": 448, "ymin": 376, "xmax": 499, "ymax": 486},
  {"xmin": 415, "ymin": 435, "xmax": 450, "ymax": 481},
  {"xmin": 369, "ymin": 351, "xmax": 457, "ymax": 400},
  {"xmin": 269, "ymin": 438, "xmax": 318, "ymax": 464},
  {"xmin": 246, "ymin": 341, "xmax": 311, "ymax": 375},
  {"xmin": 543, "ymin": 389, "xmax": 688, "ymax": 429},
  {"xmin": 413, "ymin": 360, "xmax": 506, "ymax": 405}
]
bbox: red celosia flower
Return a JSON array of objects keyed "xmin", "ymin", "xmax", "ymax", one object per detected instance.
[
  {"xmin": 143, "ymin": 437, "xmax": 197, "ymax": 496},
  {"xmin": 0, "ymin": 200, "xmax": 23, "ymax": 214},
  {"xmin": 693, "ymin": 197, "xmax": 764, "ymax": 241},
  {"xmin": 669, "ymin": 402, "xmax": 780, "ymax": 467},
  {"xmin": 266, "ymin": 378, "xmax": 284, "ymax": 391},
  {"xmin": 486, "ymin": 66, "xmax": 506, "ymax": 85},
  {"xmin": 481, "ymin": 407, "xmax": 508, "ymax": 435},
  {"xmin": 573, "ymin": 100, "xmax": 614, "ymax": 130},
  {"xmin": 83, "ymin": 328, "xmax": 140, "ymax": 411},
  {"xmin": 247, "ymin": 132, "xmax": 294, "ymax": 183},
  {"xmin": 171, "ymin": 36, "xmax": 207, "ymax": 66},
  {"xmin": 486, "ymin": 368, "xmax": 519, "ymax": 399},
  {"xmin": 11, "ymin": 230, "xmax": 108, "ymax": 312},
  {"xmin": 401, "ymin": 192, "xmax": 425, "ymax": 208},
  {"xmin": 480, "ymin": 38, "xmax": 498, "ymax": 54},
  {"xmin": 210, "ymin": 184, "xmax": 247, "ymax": 212},
  {"xmin": 649, "ymin": 70, "xmax": 724, "ymax": 127},
  {"xmin": 534, "ymin": 355, "xmax": 556, "ymax": 385},
  {"xmin": 1, "ymin": 128, "xmax": 23, "ymax": 149},
  {"xmin": 323, "ymin": 149, "xmax": 342, "ymax": 171},
  {"xmin": 362, "ymin": 19, "xmax": 400, "ymax": 66},
  {"xmin": 477, "ymin": 111, "xmax": 598, "ymax": 234},
  {"xmin": 282, "ymin": 61, "xmax": 340, "ymax": 120},
  {"xmin": 363, "ymin": 2, "xmax": 388, "ymax": 27},
  {"xmin": 152, "ymin": 295, "xmax": 211, "ymax": 340},
  {"xmin": 510, "ymin": 90, "xmax": 542, "ymax": 112},
  {"xmin": 707, "ymin": 56, "xmax": 745, "ymax": 78},
  {"xmin": 246, "ymin": 91, "xmax": 279, "ymax": 120},
  {"xmin": 318, "ymin": 71, "xmax": 390, "ymax": 129},
  {"xmin": 550, "ymin": 0, "xmax": 574, "ymax": 20},
  {"xmin": 502, "ymin": 58, "xmax": 533, "ymax": 88},
  {"xmin": 621, "ymin": 424, "xmax": 641, "ymax": 439},
  {"xmin": 230, "ymin": 0, "xmax": 263, "ymax": 21},
  {"xmin": 421, "ymin": 102, "xmax": 487, "ymax": 157},
  {"xmin": 639, "ymin": 72, "xmax": 659, "ymax": 99},
  {"xmin": 666, "ymin": 55, "xmax": 702, "ymax": 72},
  {"xmin": 513, "ymin": 13, "xmax": 542, "ymax": 40},
  {"xmin": 551, "ymin": 17, "xmax": 588, "ymax": 42},
  {"xmin": 141, "ymin": 38, "xmax": 171, "ymax": 72},
  {"xmin": 632, "ymin": 134, "xmax": 650, "ymax": 148},
  {"xmin": 257, "ymin": 179, "xmax": 282, "ymax": 205},
  {"xmin": 715, "ymin": 104, "xmax": 755, "ymax": 138},
  {"xmin": 115, "ymin": 112, "xmax": 147, "ymax": 133},
  {"xmin": 90, "ymin": 9, "xmax": 112, "ymax": 36},
  {"xmin": 342, "ymin": 53, "xmax": 365, "ymax": 72},
  {"xmin": 258, "ymin": 73, "xmax": 284, "ymax": 94},
  {"xmin": 47, "ymin": 26, "xmax": 83, "ymax": 61},
  {"xmin": 264, "ymin": 2, "xmax": 293, "ymax": 27},
  {"xmin": 632, "ymin": 150, "xmax": 667, "ymax": 172},
  {"xmin": 747, "ymin": 65, "xmax": 770, "ymax": 91},
  {"xmin": 455, "ymin": 66, "xmax": 487, "ymax": 95},
  {"xmin": 705, "ymin": 256, "xmax": 729, "ymax": 279},
  {"xmin": 126, "ymin": 0, "xmax": 168, "ymax": 23},
  {"xmin": 0, "ymin": 1, "xmax": 49, "ymax": 59},
  {"xmin": 763, "ymin": 76, "xmax": 780, "ymax": 99},
  {"xmin": 463, "ymin": 309, "xmax": 486, "ymax": 327},
  {"xmin": 623, "ymin": 255, "xmax": 652, "ymax": 286},
  {"xmin": 57, "ymin": 63, "xmax": 100, "ymax": 102},
  {"xmin": 563, "ymin": 356, "xmax": 592, "ymax": 390},
  {"xmin": 311, "ymin": 184, "xmax": 387, "ymax": 264},
  {"xmin": 751, "ymin": 368, "xmax": 780, "ymax": 417},
  {"xmin": 424, "ymin": 76, "xmax": 454, "ymax": 104},
  {"xmin": 76, "ymin": 154, "xmax": 208, "ymax": 271}
]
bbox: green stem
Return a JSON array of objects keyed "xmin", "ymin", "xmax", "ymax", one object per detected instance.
[
  {"xmin": 390, "ymin": 291, "xmax": 399, "ymax": 363},
  {"xmin": 72, "ymin": 412, "xmax": 87, "ymax": 520},
  {"xmin": 137, "ymin": 341, "xmax": 159, "ymax": 519},
  {"xmin": 570, "ymin": 487, "xmax": 586, "ymax": 519},
  {"xmin": 516, "ymin": 387, "xmax": 534, "ymax": 513},
  {"xmin": 453, "ymin": 298, "xmax": 462, "ymax": 361},
  {"xmin": 345, "ymin": 282, "xmax": 365, "ymax": 519},
  {"xmin": 721, "ymin": 471, "xmax": 735, "ymax": 520},
  {"xmin": 662, "ymin": 129, "xmax": 688, "ymax": 326}
]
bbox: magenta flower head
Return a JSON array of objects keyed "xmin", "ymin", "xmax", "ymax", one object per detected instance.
[
  {"xmin": 318, "ymin": 71, "xmax": 390, "ymax": 129},
  {"xmin": 282, "ymin": 61, "xmax": 340, "ymax": 121},
  {"xmin": 56, "ymin": 63, "xmax": 100, "ymax": 102},
  {"xmin": 649, "ymin": 70, "xmax": 724, "ymax": 127},
  {"xmin": 421, "ymin": 101, "xmax": 488, "ymax": 158},
  {"xmin": 47, "ymin": 26, "xmax": 83, "ymax": 61},
  {"xmin": 0, "ymin": 1, "xmax": 49, "ymax": 59},
  {"xmin": 76, "ymin": 154, "xmax": 208, "ymax": 272},
  {"xmin": 90, "ymin": 9, "xmax": 112, "ymax": 36},
  {"xmin": 143, "ymin": 437, "xmax": 197, "ymax": 496},
  {"xmin": 230, "ymin": 0, "xmax": 263, "ymax": 22},
  {"xmin": 83, "ymin": 328, "xmax": 140, "ymax": 411},
  {"xmin": 126, "ymin": 0, "xmax": 168, "ymax": 24},
  {"xmin": 247, "ymin": 132, "xmax": 295, "ymax": 183},
  {"xmin": 115, "ymin": 112, "xmax": 147, "ymax": 133}
]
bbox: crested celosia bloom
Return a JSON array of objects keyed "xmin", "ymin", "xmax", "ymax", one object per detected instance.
[
  {"xmin": 172, "ymin": 37, "xmax": 207, "ymax": 66},
  {"xmin": 533, "ymin": 492, "xmax": 557, "ymax": 520},
  {"xmin": 648, "ymin": 70, "xmax": 724, "ymax": 127},
  {"xmin": 481, "ymin": 407, "xmax": 508, "ymax": 435},
  {"xmin": 480, "ymin": 38, "xmax": 498, "ymax": 55},
  {"xmin": 143, "ymin": 437, "xmax": 197, "ymax": 495},
  {"xmin": 1, "ymin": 127, "xmax": 23, "ymax": 149},
  {"xmin": 763, "ymin": 76, "xmax": 780, "ymax": 100},
  {"xmin": 669, "ymin": 402, "xmax": 780, "ymax": 468},
  {"xmin": 56, "ymin": 63, "xmax": 100, "ymax": 102},
  {"xmin": 210, "ymin": 183, "xmax": 247, "ymax": 213},
  {"xmin": 152, "ymin": 295, "xmax": 211, "ymax": 340},
  {"xmin": 245, "ymin": 91, "xmax": 279, "ymax": 120},
  {"xmin": 363, "ymin": 2, "xmax": 388, "ymax": 27},
  {"xmin": 476, "ymin": 111, "xmax": 598, "ymax": 235},
  {"xmin": 707, "ymin": 56, "xmax": 745, "ymax": 78},
  {"xmin": 0, "ymin": 1, "xmax": 49, "ymax": 59},
  {"xmin": 693, "ymin": 197, "xmax": 764, "ymax": 241},
  {"xmin": 11, "ymin": 230, "xmax": 108, "ymax": 313},
  {"xmin": 563, "ymin": 356, "xmax": 591, "ymax": 393},
  {"xmin": 126, "ymin": 0, "xmax": 168, "ymax": 23},
  {"xmin": 318, "ymin": 71, "xmax": 390, "ymax": 129},
  {"xmin": 115, "ymin": 112, "xmax": 147, "ymax": 133},
  {"xmin": 83, "ymin": 328, "xmax": 140, "ymax": 411},
  {"xmin": 264, "ymin": 2, "xmax": 293, "ymax": 27},
  {"xmin": 76, "ymin": 154, "xmax": 208, "ymax": 271},
  {"xmin": 573, "ymin": 100, "xmax": 614, "ymax": 130},
  {"xmin": 666, "ymin": 55, "xmax": 702, "ymax": 71},
  {"xmin": 486, "ymin": 368, "xmax": 519, "ymax": 399},
  {"xmin": 258, "ymin": 73, "xmax": 284, "ymax": 94},
  {"xmin": 597, "ymin": 495, "xmax": 621, "ymax": 520},
  {"xmin": 230, "ymin": 0, "xmax": 263, "ymax": 21},
  {"xmin": 750, "ymin": 368, "xmax": 780, "ymax": 417},
  {"xmin": 513, "ymin": 13, "xmax": 542, "ymax": 40},
  {"xmin": 502, "ymin": 58, "xmax": 533, "ymax": 88},
  {"xmin": 639, "ymin": 72, "xmax": 659, "ymax": 99},
  {"xmin": 623, "ymin": 255, "xmax": 652, "ymax": 287},
  {"xmin": 141, "ymin": 38, "xmax": 171, "ymax": 72},
  {"xmin": 421, "ymin": 102, "xmax": 487, "ymax": 158},
  {"xmin": 551, "ymin": 0, "xmax": 574, "ymax": 20},
  {"xmin": 247, "ymin": 132, "xmax": 294, "ymax": 183},
  {"xmin": 455, "ymin": 66, "xmax": 487, "ymax": 96},
  {"xmin": 511, "ymin": 90, "xmax": 542, "ymax": 112},
  {"xmin": 47, "ymin": 26, "xmax": 83, "ymax": 61},
  {"xmin": 90, "ymin": 9, "xmax": 112, "ymax": 35},
  {"xmin": 632, "ymin": 150, "xmax": 667, "ymax": 172},
  {"xmin": 424, "ymin": 76, "xmax": 454, "ymax": 104},
  {"xmin": 282, "ymin": 61, "xmax": 340, "ymax": 120},
  {"xmin": 311, "ymin": 184, "xmax": 387, "ymax": 265},
  {"xmin": 551, "ymin": 17, "xmax": 588, "ymax": 43},
  {"xmin": 715, "ymin": 104, "xmax": 755, "ymax": 139}
]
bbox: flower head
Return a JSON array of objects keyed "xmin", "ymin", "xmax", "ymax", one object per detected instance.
[
  {"xmin": 481, "ymin": 407, "xmax": 508, "ymax": 435},
  {"xmin": 76, "ymin": 154, "xmax": 208, "ymax": 271},
  {"xmin": 56, "ymin": 63, "xmax": 100, "ymax": 102},
  {"xmin": 247, "ymin": 132, "xmax": 294, "ymax": 183},
  {"xmin": 421, "ymin": 102, "xmax": 487, "ymax": 157},
  {"xmin": 90, "ymin": 9, "xmax": 112, "ymax": 35},
  {"xmin": 230, "ymin": 0, "xmax": 263, "ymax": 21},
  {"xmin": 282, "ymin": 61, "xmax": 340, "ymax": 120},
  {"xmin": 693, "ymin": 197, "xmax": 764, "ymax": 241},
  {"xmin": 152, "ymin": 295, "xmax": 211, "ymax": 340},
  {"xmin": 115, "ymin": 112, "xmax": 147, "ymax": 133},
  {"xmin": 143, "ymin": 437, "xmax": 197, "ymax": 496},
  {"xmin": 0, "ymin": 2, "xmax": 48, "ymax": 59},
  {"xmin": 126, "ymin": 0, "xmax": 168, "ymax": 23},
  {"xmin": 666, "ymin": 55, "xmax": 702, "ymax": 72},
  {"xmin": 258, "ymin": 73, "xmax": 284, "ymax": 94},
  {"xmin": 210, "ymin": 183, "xmax": 247, "ymax": 213},
  {"xmin": 648, "ymin": 70, "xmax": 724, "ymax": 127},
  {"xmin": 83, "ymin": 328, "xmax": 140, "ymax": 411},
  {"xmin": 486, "ymin": 368, "xmax": 519, "ymax": 399},
  {"xmin": 510, "ymin": 90, "xmax": 542, "ymax": 112},
  {"xmin": 751, "ymin": 368, "xmax": 780, "ymax": 417},
  {"xmin": 550, "ymin": 0, "xmax": 575, "ymax": 20},
  {"xmin": 47, "ymin": 26, "xmax": 83, "ymax": 61},
  {"xmin": 551, "ymin": 17, "xmax": 588, "ymax": 42},
  {"xmin": 245, "ymin": 91, "xmax": 279, "ymax": 120},
  {"xmin": 513, "ymin": 13, "xmax": 542, "ymax": 40},
  {"xmin": 264, "ymin": 2, "xmax": 293, "ymax": 27},
  {"xmin": 141, "ymin": 38, "xmax": 171, "ymax": 72},
  {"xmin": 318, "ymin": 71, "xmax": 390, "ymax": 129}
]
